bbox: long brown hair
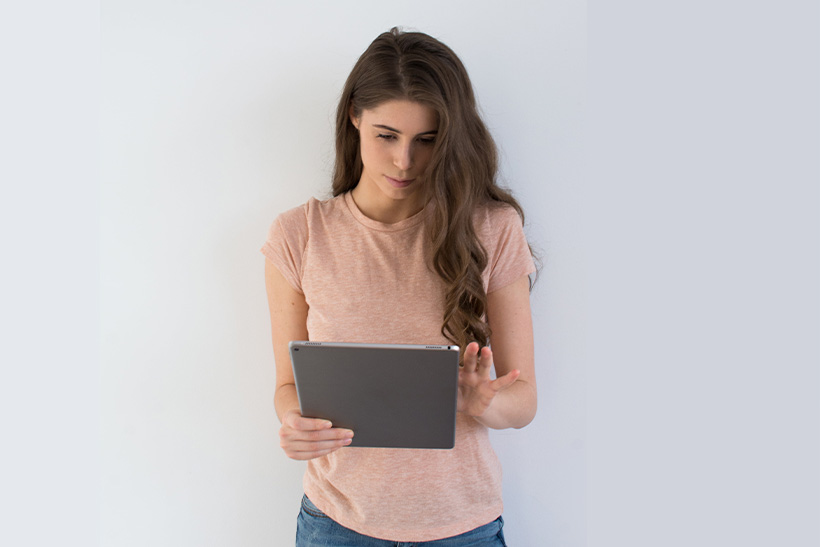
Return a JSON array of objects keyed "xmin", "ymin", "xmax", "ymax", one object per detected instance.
[{"xmin": 332, "ymin": 28, "xmax": 532, "ymax": 350}]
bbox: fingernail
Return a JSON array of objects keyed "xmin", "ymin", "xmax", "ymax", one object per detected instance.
[{"xmin": 343, "ymin": 438, "xmax": 353, "ymax": 445}]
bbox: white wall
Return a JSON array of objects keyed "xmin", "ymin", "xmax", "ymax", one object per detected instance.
[
  {"xmin": 85, "ymin": 2, "xmax": 820, "ymax": 547},
  {"xmin": 3, "ymin": 1, "xmax": 816, "ymax": 547},
  {"xmin": 100, "ymin": 1, "xmax": 585, "ymax": 545}
]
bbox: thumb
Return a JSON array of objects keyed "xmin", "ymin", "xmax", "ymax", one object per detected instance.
[{"xmin": 492, "ymin": 369, "xmax": 520, "ymax": 392}]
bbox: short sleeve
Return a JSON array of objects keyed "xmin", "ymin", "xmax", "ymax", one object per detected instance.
[
  {"xmin": 260, "ymin": 204, "xmax": 309, "ymax": 294},
  {"xmin": 480, "ymin": 203, "xmax": 536, "ymax": 294}
]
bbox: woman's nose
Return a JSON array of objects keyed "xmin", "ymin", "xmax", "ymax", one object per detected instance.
[{"xmin": 394, "ymin": 143, "xmax": 413, "ymax": 171}]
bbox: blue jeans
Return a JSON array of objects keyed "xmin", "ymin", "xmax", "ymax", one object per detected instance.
[{"xmin": 296, "ymin": 495, "xmax": 507, "ymax": 546}]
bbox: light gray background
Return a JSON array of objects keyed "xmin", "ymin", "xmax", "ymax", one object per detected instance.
[
  {"xmin": 1, "ymin": 1, "xmax": 817, "ymax": 546},
  {"xmin": 99, "ymin": 2, "xmax": 584, "ymax": 546}
]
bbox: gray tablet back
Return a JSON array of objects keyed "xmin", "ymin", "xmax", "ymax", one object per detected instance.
[{"xmin": 289, "ymin": 342, "xmax": 460, "ymax": 449}]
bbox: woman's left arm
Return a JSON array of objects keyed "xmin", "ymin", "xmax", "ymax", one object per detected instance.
[{"xmin": 458, "ymin": 274, "xmax": 536, "ymax": 429}]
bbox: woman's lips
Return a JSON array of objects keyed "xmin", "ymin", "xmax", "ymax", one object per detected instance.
[{"xmin": 385, "ymin": 175, "xmax": 414, "ymax": 188}]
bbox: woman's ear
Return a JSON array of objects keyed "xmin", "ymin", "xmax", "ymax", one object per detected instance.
[{"xmin": 349, "ymin": 104, "xmax": 359, "ymax": 130}]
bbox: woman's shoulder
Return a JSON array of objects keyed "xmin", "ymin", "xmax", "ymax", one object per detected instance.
[
  {"xmin": 274, "ymin": 194, "xmax": 347, "ymax": 228},
  {"xmin": 472, "ymin": 199, "xmax": 525, "ymax": 232},
  {"xmin": 473, "ymin": 199, "xmax": 535, "ymax": 288}
]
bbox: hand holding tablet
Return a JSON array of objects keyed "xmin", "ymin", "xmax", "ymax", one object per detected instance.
[
  {"xmin": 278, "ymin": 408, "xmax": 355, "ymax": 461},
  {"xmin": 289, "ymin": 342, "xmax": 460, "ymax": 449}
]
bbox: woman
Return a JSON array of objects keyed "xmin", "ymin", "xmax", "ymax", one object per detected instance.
[{"xmin": 262, "ymin": 28, "xmax": 537, "ymax": 545}]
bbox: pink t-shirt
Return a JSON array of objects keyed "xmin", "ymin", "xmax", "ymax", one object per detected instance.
[{"xmin": 262, "ymin": 192, "xmax": 535, "ymax": 541}]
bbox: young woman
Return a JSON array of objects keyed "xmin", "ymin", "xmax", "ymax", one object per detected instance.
[{"xmin": 262, "ymin": 28, "xmax": 537, "ymax": 545}]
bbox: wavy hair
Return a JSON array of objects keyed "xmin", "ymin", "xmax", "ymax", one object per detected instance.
[{"xmin": 332, "ymin": 28, "xmax": 533, "ymax": 350}]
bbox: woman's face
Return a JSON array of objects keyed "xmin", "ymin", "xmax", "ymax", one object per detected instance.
[{"xmin": 351, "ymin": 99, "xmax": 438, "ymax": 221}]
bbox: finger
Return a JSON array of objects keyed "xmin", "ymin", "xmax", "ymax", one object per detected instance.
[
  {"xmin": 461, "ymin": 342, "xmax": 480, "ymax": 372},
  {"xmin": 477, "ymin": 346, "xmax": 494, "ymax": 374},
  {"xmin": 287, "ymin": 413, "xmax": 333, "ymax": 431},
  {"xmin": 282, "ymin": 426, "xmax": 354, "ymax": 443},
  {"xmin": 287, "ymin": 436, "xmax": 354, "ymax": 453},
  {"xmin": 283, "ymin": 429, "xmax": 355, "ymax": 460},
  {"xmin": 283, "ymin": 408, "xmax": 329, "ymax": 430},
  {"xmin": 287, "ymin": 444, "xmax": 348, "ymax": 461},
  {"xmin": 491, "ymin": 369, "xmax": 521, "ymax": 391}
]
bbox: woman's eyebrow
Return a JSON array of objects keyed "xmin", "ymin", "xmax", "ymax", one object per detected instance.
[{"xmin": 372, "ymin": 124, "xmax": 438, "ymax": 136}]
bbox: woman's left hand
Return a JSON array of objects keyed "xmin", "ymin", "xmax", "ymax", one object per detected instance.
[{"xmin": 457, "ymin": 342, "xmax": 520, "ymax": 418}]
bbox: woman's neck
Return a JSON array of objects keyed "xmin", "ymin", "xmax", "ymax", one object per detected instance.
[{"xmin": 349, "ymin": 185, "xmax": 427, "ymax": 224}]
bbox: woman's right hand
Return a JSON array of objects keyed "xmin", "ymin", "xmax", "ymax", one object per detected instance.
[
  {"xmin": 266, "ymin": 263, "xmax": 354, "ymax": 460},
  {"xmin": 279, "ymin": 408, "xmax": 354, "ymax": 460}
]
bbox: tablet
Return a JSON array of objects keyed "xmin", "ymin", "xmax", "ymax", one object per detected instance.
[{"xmin": 289, "ymin": 341, "xmax": 460, "ymax": 449}]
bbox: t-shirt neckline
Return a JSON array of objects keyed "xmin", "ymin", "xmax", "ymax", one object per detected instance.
[{"xmin": 343, "ymin": 191, "xmax": 432, "ymax": 232}]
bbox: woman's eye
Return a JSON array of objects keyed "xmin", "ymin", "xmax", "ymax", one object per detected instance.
[
  {"xmin": 377, "ymin": 133, "xmax": 396, "ymax": 141},
  {"xmin": 418, "ymin": 137, "xmax": 436, "ymax": 145}
]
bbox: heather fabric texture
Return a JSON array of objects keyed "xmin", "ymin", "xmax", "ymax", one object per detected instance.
[{"xmin": 261, "ymin": 192, "xmax": 535, "ymax": 542}]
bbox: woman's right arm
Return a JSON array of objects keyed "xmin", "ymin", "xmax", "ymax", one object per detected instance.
[{"xmin": 265, "ymin": 258, "xmax": 354, "ymax": 460}]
